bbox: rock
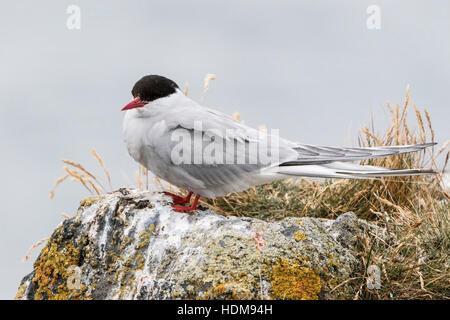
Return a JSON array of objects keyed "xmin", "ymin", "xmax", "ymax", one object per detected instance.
[{"xmin": 15, "ymin": 189, "xmax": 383, "ymax": 300}]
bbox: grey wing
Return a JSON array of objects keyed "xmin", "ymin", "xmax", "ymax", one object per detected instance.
[
  {"xmin": 154, "ymin": 125, "xmax": 293, "ymax": 197},
  {"xmin": 145, "ymin": 107, "xmax": 297, "ymax": 197},
  {"xmin": 281, "ymin": 143, "xmax": 436, "ymax": 166}
]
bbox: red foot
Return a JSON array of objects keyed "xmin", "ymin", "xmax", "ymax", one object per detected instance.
[
  {"xmin": 172, "ymin": 195, "xmax": 200, "ymax": 212},
  {"xmin": 164, "ymin": 191, "xmax": 193, "ymax": 205}
]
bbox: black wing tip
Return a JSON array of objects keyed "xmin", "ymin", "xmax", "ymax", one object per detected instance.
[
  {"xmin": 335, "ymin": 168, "xmax": 438, "ymax": 176},
  {"xmin": 403, "ymin": 168, "xmax": 438, "ymax": 175},
  {"xmin": 381, "ymin": 142, "xmax": 437, "ymax": 149},
  {"xmin": 417, "ymin": 142, "xmax": 438, "ymax": 148},
  {"xmin": 419, "ymin": 169, "xmax": 438, "ymax": 175}
]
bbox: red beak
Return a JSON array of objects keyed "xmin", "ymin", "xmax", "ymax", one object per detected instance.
[{"xmin": 121, "ymin": 98, "xmax": 148, "ymax": 111}]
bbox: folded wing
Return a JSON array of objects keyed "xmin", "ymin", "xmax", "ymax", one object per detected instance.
[{"xmin": 281, "ymin": 143, "xmax": 436, "ymax": 166}]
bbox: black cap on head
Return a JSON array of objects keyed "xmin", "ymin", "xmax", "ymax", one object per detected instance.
[{"xmin": 132, "ymin": 75, "xmax": 179, "ymax": 102}]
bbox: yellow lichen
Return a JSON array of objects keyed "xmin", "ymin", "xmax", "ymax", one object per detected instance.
[
  {"xmin": 294, "ymin": 230, "xmax": 306, "ymax": 241},
  {"xmin": 14, "ymin": 283, "xmax": 27, "ymax": 300},
  {"xmin": 79, "ymin": 196, "xmax": 100, "ymax": 207},
  {"xmin": 134, "ymin": 231, "xmax": 151, "ymax": 250},
  {"xmin": 136, "ymin": 252, "xmax": 145, "ymax": 270},
  {"xmin": 327, "ymin": 252, "xmax": 340, "ymax": 268},
  {"xmin": 271, "ymin": 258, "xmax": 321, "ymax": 300},
  {"xmin": 31, "ymin": 238, "xmax": 89, "ymax": 300},
  {"xmin": 204, "ymin": 281, "xmax": 252, "ymax": 300}
]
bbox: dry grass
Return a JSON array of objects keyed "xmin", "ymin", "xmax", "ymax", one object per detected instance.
[
  {"xmin": 49, "ymin": 174, "xmax": 69, "ymax": 199},
  {"xmin": 92, "ymin": 149, "xmax": 112, "ymax": 190},
  {"xmin": 201, "ymin": 73, "xmax": 216, "ymax": 101},
  {"xmin": 22, "ymin": 238, "xmax": 50, "ymax": 262},
  {"xmin": 50, "ymin": 148, "xmax": 111, "ymax": 198}
]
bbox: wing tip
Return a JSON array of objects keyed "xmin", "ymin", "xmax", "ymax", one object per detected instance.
[
  {"xmin": 416, "ymin": 142, "xmax": 438, "ymax": 148},
  {"xmin": 336, "ymin": 168, "xmax": 438, "ymax": 177}
]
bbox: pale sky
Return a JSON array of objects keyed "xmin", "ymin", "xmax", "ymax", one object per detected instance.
[{"xmin": 1, "ymin": 1, "xmax": 449, "ymax": 299}]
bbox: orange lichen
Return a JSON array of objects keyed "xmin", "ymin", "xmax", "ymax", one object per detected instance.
[
  {"xmin": 204, "ymin": 281, "xmax": 252, "ymax": 300},
  {"xmin": 31, "ymin": 238, "xmax": 89, "ymax": 300},
  {"xmin": 271, "ymin": 258, "xmax": 321, "ymax": 300}
]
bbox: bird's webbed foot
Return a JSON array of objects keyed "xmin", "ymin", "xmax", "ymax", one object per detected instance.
[
  {"xmin": 164, "ymin": 191, "xmax": 193, "ymax": 205},
  {"xmin": 171, "ymin": 194, "xmax": 200, "ymax": 212}
]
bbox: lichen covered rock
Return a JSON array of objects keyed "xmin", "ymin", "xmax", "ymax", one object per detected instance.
[{"xmin": 16, "ymin": 189, "xmax": 381, "ymax": 300}]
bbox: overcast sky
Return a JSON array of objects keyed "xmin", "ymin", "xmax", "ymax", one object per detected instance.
[{"xmin": 1, "ymin": 1, "xmax": 449, "ymax": 299}]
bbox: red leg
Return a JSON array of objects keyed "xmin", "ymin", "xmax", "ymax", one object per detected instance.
[
  {"xmin": 172, "ymin": 194, "xmax": 200, "ymax": 212},
  {"xmin": 164, "ymin": 191, "xmax": 193, "ymax": 205}
]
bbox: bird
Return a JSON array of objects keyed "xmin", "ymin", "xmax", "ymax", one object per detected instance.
[{"xmin": 122, "ymin": 75, "xmax": 436, "ymax": 212}]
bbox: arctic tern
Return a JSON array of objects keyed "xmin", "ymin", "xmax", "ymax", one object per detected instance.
[{"xmin": 122, "ymin": 75, "xmax": 435, "ymax": 212}]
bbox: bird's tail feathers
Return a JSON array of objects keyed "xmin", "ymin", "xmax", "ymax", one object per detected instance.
[{"xmin": 276, "ymin": 161, "xmax": 436, "ymax": 179}]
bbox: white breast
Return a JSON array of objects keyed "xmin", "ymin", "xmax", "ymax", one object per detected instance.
[{"xmin": 122, "ymin": 109, "xmax": 149, "ymax": 165}]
